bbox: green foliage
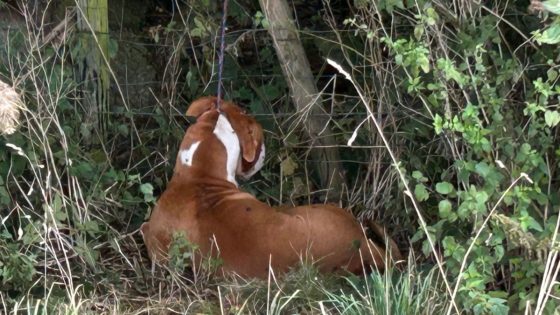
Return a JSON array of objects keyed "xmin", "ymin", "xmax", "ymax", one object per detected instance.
[
  {"xmin": 168, "ymin": 232, "xmax": 197, "ymax": 272},
  {"xmin": 0, "ymin": 229, "xmax": 37, "ymax": 291},
  {"xmin": 323, "ymin": 266, "xmax": 448, "ymax": 314},
  {"xmin": 362, "ymin": 2, "xmax": 559, "ymax": 313},
  {"xmin": 317, "ymin": 0, "xmax": 559, "ymax": 312}
]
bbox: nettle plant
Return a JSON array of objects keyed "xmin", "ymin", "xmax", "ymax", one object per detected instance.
[{"xmin": 378, "ymin": 2, "xmax": 559, "ymax": 314}]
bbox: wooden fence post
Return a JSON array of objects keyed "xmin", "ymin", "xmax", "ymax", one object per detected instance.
[
  {"xmin": 258, "ymin": 0, "xmax": 345, "ymax": 199},
  {"xmin": 76, "ymin": 0, "xmax": 109, "ymax": 139}
]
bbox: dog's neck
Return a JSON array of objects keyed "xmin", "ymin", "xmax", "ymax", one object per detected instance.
[{"xmin": 173, "ymin": 114, "xmax": 241, "ymax": 187}]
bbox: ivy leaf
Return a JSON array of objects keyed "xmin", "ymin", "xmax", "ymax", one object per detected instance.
[
  {"xmin": 436, "ymin": 182, "xmax": 454, "ymax": 194},
  {"xmin": 544, "ymin": 110, "xmax": 560, "ymax": 127}
]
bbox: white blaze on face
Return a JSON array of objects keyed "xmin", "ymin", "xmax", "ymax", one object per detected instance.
[
  {"xmin": 179, "ymin": 141, "xmax": 201, "ymax": 167},
  {"xmin": 213, "ymin": 114, "xmax": 240, "ymax": 186},
  {"xmin": 238, "ymin": 143, "xmax": 266, "ymax": 179}
]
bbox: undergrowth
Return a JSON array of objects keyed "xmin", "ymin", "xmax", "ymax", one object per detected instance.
[{"xmin": 0, "ymin": 0, "xmax": 559, "ymax": 314}]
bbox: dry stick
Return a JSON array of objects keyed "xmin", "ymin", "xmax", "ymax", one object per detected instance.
[
  {"xmin": 535, "ymin": 252, "xmax": 560, "ymax": 315},
  {"xmin": 535, "ymin": 211, "xmax": 560, "ymax": 314},
  {"xmin": 326, "ymin": 58, "xmax": 460, "ymax": 314},
  {"xmin": 218, "ymin": 286, "xmax": 225, "ymax": 315},
  {"xmin": 446, "ymin": 173, "xmax": 533, "ymax": 315}
]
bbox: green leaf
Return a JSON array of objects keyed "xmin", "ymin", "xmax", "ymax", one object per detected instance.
[
  {"xmin": 117, "ymin": 124, "xmax": 129, "ymax": 136},
  {"xmin": 544, "ymin": 110, "xmax": 560, "ymax": 127},
  {"xmin": 108, "ymin": 38, "xmax": 119, "ymax": 59},
  {"xmin": 414, "ymin": 24, "xmax": 424, "ymax": 40},
  {"xmin": 412, "ymin": 170, "xmax": 423, "ymax": 180},
  {"xmin": 494, "ymin": 245, "xmax": 505, "ymax": 261},
  {"xmin": 536, "ymin": 22, "xmax": 560, "ymax": 44},
  {"xmin": 281, "ymin": 156, "xmax": 298, "ymax": 176},
  {"xmin": 412, "ymin": 170, "xmax": 428, "ymax": 182},
  {"xmin": 527, "ymin": 216, "xmax": 544, "ymax": 232},
  {"xmin": 140, "ymin": 183, "xmax": 153, "ymax": 195},
  {"xmin": 421, "ymin": 239, "xmax": 432, "ymax": 256},
  {"xmin": 543, "ymin": 0, "xmax": 560, "ymax": 15},
  {"xmin": 140, "ymin": 183, "xmax": 155, "ymax": 203},
  {"xmin": 475, "ymin": 191, "xmax": 489, "ymax": 204},
  {"xmin": 22, "ymin": 222, "xmax": 41, "ymax": 245},
  {"xmin": 425, "ymin": 7, "xmax": 439, "ymax": 25},
  {"xmin": 436, "ymin": 182, "xmax": 454, "ymax": 194},
  {"xmin": 414, "ymin": 184, "xmax": 429, "ymax": 201},
  {"xmin": 438, "ymin": 199, "xmax": 452, "ymax": 218},
  {"xmin": 433, "ymin": 114, "xmax": 443, "ymax": 134},
  {"xmin": 0, "ymin": 185, "xmax": 9, "ymax": 205},
  {"xmin": 547, "ymin": 68, "xmax": 558, "ymax": 82},
  {"xmin": 52, "ymin": 194, "xmax": 67, "ymax": 222},
  {"xmin": 437, "ymin": 58, "xmax": 465, "ymax": 87},
  {"xmin": 410, "ymin": 229, "xmax": 424, "ymax": 243},
  {"xmin": 466, "ymin": 278, "xmax": 486, "ymax": 290},
  {"xmin": 475, "ymin": 162, "xmax": 491, "ymax": 177},
  {"xmin": 395, "ymin": 53, "xmax": 403, "ymax": 65},
  {"xmin": 419, "ymin": 56, "xmax": 430, "ymax": 73}
]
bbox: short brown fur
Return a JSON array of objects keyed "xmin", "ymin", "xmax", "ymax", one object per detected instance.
[{"xmin": 141, "ymin": 97, "xmax": 400, "ymax": 278}]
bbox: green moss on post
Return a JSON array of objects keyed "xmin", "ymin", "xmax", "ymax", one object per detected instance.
[{"xmin": 76, "ymin": 0, "xmax": 109, "ymax": 140}]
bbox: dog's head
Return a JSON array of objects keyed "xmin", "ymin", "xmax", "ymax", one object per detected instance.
[
  {"xmin": 186, "ymin": 96, "xmax": 265, "ymax": 179},
  {"xmin": 175, "ymin": 108, "xmax": 241, "ymax": 185}
]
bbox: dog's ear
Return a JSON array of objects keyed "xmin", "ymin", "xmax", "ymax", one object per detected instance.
[
  {"xmin": 186, "ymin": 96, "xmax": 217, "ymax": 117},
  {"xmin": 223, "ymin": 106, "xmax": 263, "ymax": 165},
  {"xmin": 237, "ymin": 122, "xmax": 263, "ymax": 164}
]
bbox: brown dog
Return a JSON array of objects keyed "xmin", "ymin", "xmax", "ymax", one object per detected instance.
[
  {"xmin": 185, "ymin": 96, "xmax": 265, "ymax": 180},
  {"xmin": 141, "ymin": 97, "xmax": 400, "ymax": 278}
]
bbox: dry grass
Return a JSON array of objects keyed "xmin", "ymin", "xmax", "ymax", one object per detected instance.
[{"xmin": 0, "ymin": 79, "xmax": 22, "ymax": 135}]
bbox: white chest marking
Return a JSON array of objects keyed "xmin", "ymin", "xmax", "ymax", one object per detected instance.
[
  {"xmin": 213, "ymin": 114, "xmax": 240, "ymax": 186},
  {"xmin": 179, "ymin": 141, "xmax": 201, "ymax": 167}
]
